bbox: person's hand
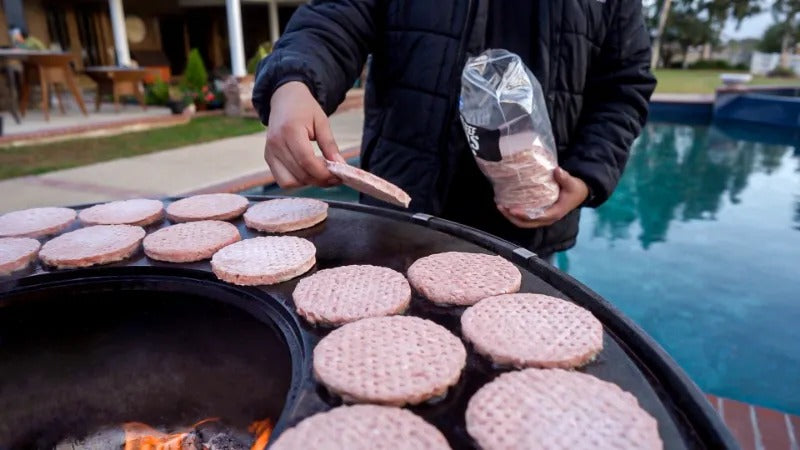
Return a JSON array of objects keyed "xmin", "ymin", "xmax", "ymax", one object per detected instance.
[
  {"xmin": 264, "ymin": 81, "xmax": 346, "ymax": 188},
  {"xmin": 498, "ymin": 167, "xmax": 589, "ymax": 229}
]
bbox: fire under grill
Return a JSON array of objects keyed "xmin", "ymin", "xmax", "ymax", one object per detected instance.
[
  {"xmin": 0, "ymin": 197, "xmax": 738, "ymax": 449},
  {"xmin": 57, "ymin": 418, "xmax": 273, "ymax": 449},
  {"xmin": 0, "ymin": 275, "xmax": 290, "ymax": 449}
]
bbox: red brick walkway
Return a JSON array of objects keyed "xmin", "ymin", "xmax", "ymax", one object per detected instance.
[
  {"xmin": 0, "ymin": 113, "xmax": 190, "ymax": 146},
  {"xmin": 706, "ymin": 394, "xmax": 800, "ymax": 450}
]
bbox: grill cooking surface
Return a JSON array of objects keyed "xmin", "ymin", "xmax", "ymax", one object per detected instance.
[{"xmin": 0, "ymin": 197, "xmax": 735, "ymax": 449}]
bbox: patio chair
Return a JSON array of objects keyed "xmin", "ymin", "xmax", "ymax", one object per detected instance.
[
  {"xmin": 19, "ymin": 53, "xmax": 88, "ymax": 121},
  {"xmin": 86, "ymin": 68, "xmax": 148, "ymax": 113},
  {"xmin": 0, "ymin": 64, "xmax": 22, "ymax": 124}
]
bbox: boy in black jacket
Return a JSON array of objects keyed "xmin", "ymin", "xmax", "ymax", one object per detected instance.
[{"xmin": 253, "ymin": 0, "xmax": 656, "ymax": 257}]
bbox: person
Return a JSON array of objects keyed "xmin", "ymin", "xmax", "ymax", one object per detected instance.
[
  {"xmin": 252, "ymin": 0, "xmax": 656, "ymax": 259},
  {"xmin": 9, "ymin": 27, "xmax": 46, "ymax": 51}
]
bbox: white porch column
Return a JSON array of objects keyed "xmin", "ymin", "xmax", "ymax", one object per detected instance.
[
  {"xmin": 268, "ymin": 0, "xmax": 280, "ymax": 46},
  {"xmin": 226, "ymin": 0, "xmax": 247, "ymax": 77},
  {"xmin": 108, "ymin": 0, "xmax": 131, "ymax": 66}
]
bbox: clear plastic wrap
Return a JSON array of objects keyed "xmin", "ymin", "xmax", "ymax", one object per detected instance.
[{"xmin": 459, "ymin": 49, "xmax": 560, "ymax": 219}]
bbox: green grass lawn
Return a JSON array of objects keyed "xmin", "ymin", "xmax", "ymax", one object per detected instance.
[
  {"xmin": 654, "ymin": 69, "xmax": 800, "ymax": 94},
  {"xmin": 0, "ymin": 115, "xmax": 265, "ymax": 181}
]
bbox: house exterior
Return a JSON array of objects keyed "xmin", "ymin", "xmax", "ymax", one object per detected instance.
[{"xmin": 1, "ymin": 0, "xmax": 305, "ymax": 79}]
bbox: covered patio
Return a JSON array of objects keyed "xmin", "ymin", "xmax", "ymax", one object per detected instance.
[
  {"xmin": 1, "ymin": 0, "xmax": 304, "ymax": 75},
  {"xmin": 0, "ymin": 0, "xmax": 305, "ymax": 141}
]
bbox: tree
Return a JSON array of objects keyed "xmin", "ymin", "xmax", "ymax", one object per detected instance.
[
  {"xmin": 683, "ymin": 0, "xmax": 761, "ymax": 59},
  {"xmin": 771, "ymin": 0, "xmax": 800, "ymax": 68},
  {"xmin": 662, "ymin": 9, "xmax": 717, "ymax": 67},
  {"xmin": 649, "ymin": 0, "xmax": 761, "ymax": 68},
  {"xmin": 758, "ymin": 22, "xmax": 800, "ymax": 53},
  {"xmin": 651, "ymin": 0, "xmax": 675, "ymax": 68},
  {"xmin": 183, "ymin": 49, "xmax": 208, "ymax": 92}
]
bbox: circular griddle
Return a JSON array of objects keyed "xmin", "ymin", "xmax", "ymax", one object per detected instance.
[{"xmin": 0, "ymin": 196, "xmax": 738, "ymax": 449}]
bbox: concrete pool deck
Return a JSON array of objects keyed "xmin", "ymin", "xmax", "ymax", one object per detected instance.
[
  {"xmin": 0, "ymin": 107, "xmax": 364, "ymax": 213},
  {"xmin": 650, "ymin": 85, "xmax": 800, "ymax": 128}
]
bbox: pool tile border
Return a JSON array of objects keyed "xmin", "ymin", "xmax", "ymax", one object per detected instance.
[{"xmin": 706, "ymin": 394, "xmax": 799, "ymax": 450}]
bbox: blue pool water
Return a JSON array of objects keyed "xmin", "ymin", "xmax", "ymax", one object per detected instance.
[{"xmin": 244, "ymin": 121, "xmax": 800, "ymax": 414}]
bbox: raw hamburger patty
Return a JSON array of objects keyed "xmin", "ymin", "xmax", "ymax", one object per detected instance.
[
  {"xmin": 0, "ymin": 207, "xmax": 76, "ymax": 238},
  {"xmin": 466, "ymin": 368, "xmax": 663, "ymax": 450},
  {"xmin": 293, "ymin": 265, "xmax": 411, "ymax": 326},
  {"xmin": 166, "ymin": 193, "xmax": 249, "ymax": 222},
  {"xmin": 0, "ymin": 237, "xmax": 41, "ymax": 275},
  {"xmin": 461, "ymin": 293, "xmax": 603, "ymax": 369},
  {"xmin": 407, "ymin": 252, "xmax": 521, "ymax": 305},
  {"xmin": 211, "ymin": 236, "xmax": 315, "ymax": 285},
  {"xmin": 143, "ymin": 220, "xmax": 241, "ymax": 263},
  {"xmin": 326, "ymin": 160, "xmax": 411, "ymax": 208},
  {"xmin": 313, "ymin": 315, "xmax": 466, "ymax": 406},
  {"xmin": 244, "ymin": 197, "xmax": 328, "ymax": 233},
  {"xmin": 78, "ymin": 199, "xmax": 164, "ymax": 226},
  {"xmin": 476, "ymin": 144, "xmax": 560, "ymax": 220},
  {"xmin": 270, "ymin": 404, "xmax": 451, "ymax": 450},
  {"xmin": 39, "ymin": 225, "xmax": 146, "ymax": 269}
]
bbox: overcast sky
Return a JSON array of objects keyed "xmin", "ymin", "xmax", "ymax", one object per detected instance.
[
  {"xmin": 639, "ymin": 1, "xmax": 779, "ymax": 41},
  {"xmin": 722, "ymin": 10, "xmax": 776, "ymax": 41}
]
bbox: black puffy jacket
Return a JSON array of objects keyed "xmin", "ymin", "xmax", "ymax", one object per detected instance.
[{"xmin": 253, "ymin": 0, "xmax": 656, "ymax": 255}]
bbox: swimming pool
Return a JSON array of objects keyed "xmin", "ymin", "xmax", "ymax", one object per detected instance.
[{"xmin": 243, "ymin": 121, "xmax": 800, "ymax": 415}]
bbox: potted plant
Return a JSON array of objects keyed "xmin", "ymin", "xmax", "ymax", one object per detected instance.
[
  {"xmin": 182, "ymin": 49, "xmax": 210, "ymax": 110},
  {"xmin": 165, "ymin": 86, "xmax": 192, "ymax": 114},
  {"xmin": 145, "ymin": 78, "xmax": 170, "ymax": 106},
  {"xmin": 247, "ymin": 42, "xmax": 272, "ymax": 76},
  {"xmin": 204, "ymin": 84, "xmax": 225, "ymax": 110}
]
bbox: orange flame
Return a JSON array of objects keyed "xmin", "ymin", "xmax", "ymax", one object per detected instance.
[
  {"xmin": 122, "ymin": 422, "xmax": 185, "ymax": 450},
  {"xmin": 120, "ymin": 417, "xmax": 270, "ymax": 449},
  {"xmin": 248, "ymin": 418, "xmax": 273, "ymax": 450},
  {"xmin": 122, "ymin": 418, "xmax": 219, "ymax": 450}
]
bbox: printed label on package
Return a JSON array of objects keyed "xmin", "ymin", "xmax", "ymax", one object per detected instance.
[{"xmin": 460, "ymin": 116, "xmax": 502, "ymax": 162}]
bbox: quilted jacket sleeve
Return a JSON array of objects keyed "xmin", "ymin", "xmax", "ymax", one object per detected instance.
[
  {"xmin": 560, "ymin": 0, "xmax": 656, "ymax": 207},
  {"xmin": 251, "ymin": 0, "xmax": 379, "ymax": 124}
]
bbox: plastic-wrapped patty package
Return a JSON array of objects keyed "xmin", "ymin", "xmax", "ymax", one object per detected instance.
[{"xmin": 460, "ymin": 49, "xmax": 560, "ymax": 220}]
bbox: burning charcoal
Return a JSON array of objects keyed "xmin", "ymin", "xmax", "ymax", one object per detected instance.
[
  {"xmin": 192, "ymin": 419, "xmax": 252, "ymax": 449},
  {"xmin": 180, "ymin": 431, "xmax": 202, "ymax": 450},
  {"xmin": 205, "ymin": 433, "xmax": 250, "ymax": 450},
  {"xmin": 53, "ymin": 419, "xmax": 262, "ymax": 450},
  {"xmin": 54, "ymin": 427, "xmax": 125, "ymax": 450},
  {"xmin": 192, "ymin": 419, "xmax": 230, "ymax": 442}
]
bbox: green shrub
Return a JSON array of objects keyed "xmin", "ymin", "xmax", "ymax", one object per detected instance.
[
  {"xmin": 767, "ymin": 66, "xmax": 797, "ymax": 78},
  {"xmin": 688, "ymin": 60, "xmax": 734, "ymax": 70},
  {"xmin": 674, "ymin": 60, "xmax": 749, "ymax": 71},
  {"xmin": 247, "ymin": 42, "xmax": 273, "ymax": 74},
  {"xmin": 145, "ymin": 77, "xmax": 170, "ymax": 105},
  {"xmin": 183, "ymin": 49, "xmax": 208, "ymax": 91}
]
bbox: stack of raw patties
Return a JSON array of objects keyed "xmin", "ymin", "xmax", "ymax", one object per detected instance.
[{"xmin": 476, "ymin": 132, "xmax": 560, "ymax": 219}]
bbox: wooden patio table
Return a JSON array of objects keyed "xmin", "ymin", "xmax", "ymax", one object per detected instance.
[
  {"xmin": 84, "ymin": 66, "xmax": 149, "ymax": 113},
  {"xmin": 0, "ymin": 50, "xmax": 88, "ymax": 122}
]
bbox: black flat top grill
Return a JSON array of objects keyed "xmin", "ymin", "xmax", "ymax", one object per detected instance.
[{"xmin": 0, "ymin": 197, "xmax": 738, "ymax": 449}]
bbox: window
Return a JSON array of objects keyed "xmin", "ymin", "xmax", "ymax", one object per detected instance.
[{"xmin": 45, "ymin": 6, "xmax": 70, "ymax": 51}]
